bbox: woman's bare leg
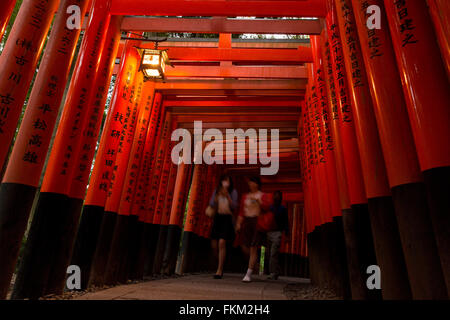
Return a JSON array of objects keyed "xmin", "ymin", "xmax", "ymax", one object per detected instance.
[
  {"xmin": 216, "ymin": 239, "xmax": 226, "ymax": 275},
  {"xmin": 211, "ymin": 239, "xmax": 218, "ymax": 259},
  {"xmin": 249, "ymin": 246, "xmax": 258, "ymax": 270}
]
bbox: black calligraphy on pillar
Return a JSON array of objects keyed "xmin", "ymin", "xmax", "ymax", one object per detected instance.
[
  {"xmin": 393, "ymin": 0, "xmax": 419, "ymax": 47},
  {"xmin": 329, "ymin": 23, "xmax": 352, "ymax": 124},
  {"xmin": 339, "ymin": 0, "xmax": 364, "ymax": 88}
]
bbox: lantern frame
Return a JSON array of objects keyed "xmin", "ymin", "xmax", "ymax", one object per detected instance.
[{"xmin": 139, "ymin": 48, "xmax": 171, "ymax": 80}]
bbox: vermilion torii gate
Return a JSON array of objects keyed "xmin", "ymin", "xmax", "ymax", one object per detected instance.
[{"xmin": 0, "ymin": 0, "xmax": 449, "ymax": 301}]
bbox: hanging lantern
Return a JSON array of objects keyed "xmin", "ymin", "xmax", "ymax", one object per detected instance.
[{"xmin": 140, "ymin": 49, "xmax": 171, "ymax": 80}]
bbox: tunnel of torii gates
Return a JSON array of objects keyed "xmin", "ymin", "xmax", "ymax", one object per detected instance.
[{"xmin": 0, "ymin": 0, "xmax": 448, "ymax": 301}]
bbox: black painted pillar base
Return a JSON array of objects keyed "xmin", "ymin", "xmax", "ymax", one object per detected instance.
[
  {"xmin": 153, "ymin": 224, "xmax": 169, "ymax": 275},
  {"xmin": 127, "ymin": 217, "xmax": 144, "ymax": 280},
  {"xmin": 316, "ymin": 225, "xmax": 329, "ymax": 288},
  {"xmin": 89, "ymin": 211, "xmax": 117, "ymax": 287},
  {"xmin": 188, "ymin": 233, "xmax": 199, "ymax": 273},
  {"xmin": 423, "ymin": 166, "xmax": 450, "ymax": 296},
  {"xmin": 367, "ymin": 196, "xmax": 412, "ymax": 300},
  {"xmin": 104, "ymin": 214, "xmax": 130, "ymax": 285},
  {"xmin": 391, "ymin": 182, "xmax": 448, "ymax": 299},
  {"xmin": 44, "ymin": 197, "xmax": 84, "ymax": 296},
  {"xmin": 161, "ymin": 225, "xmax": 182, "ymax": 276},
  {"xmin": 12, "ymin": 192, "xmax": 68, "ymax": 300},
  {"xmin": 0, "ymin": 183, "xmax": 37, "ymax": 299},
  {"xmin": 179, "ymin": 230, "xmax": 195, "ymax": 274},
  {"xmin": 144, "ymin": 224, "xmax": 160, "ymax": 276},
  {"xmin": 329, "ymin": 216, "xmax": 351, "ymax": 299},
  {"xmin": 307, "ymin": 232, "xmax": 315, "ymax": 284},
  {"xmin": 198, "ymin": 236, "xmax": 211, "ymax": 272},
  {"xmin": 352, "ymin": 204, "xmax": 381, "ymax": 300},
  {"xmin": 70, "ymin": 205, "xmax": 105, "ymax": 289},
  {"xmin": 134, "ymin": 222, "xmax": 152, "ymax": 279},
  {"xmin": 342, "ymin": 208, "xmax": 370, "ymax": 300},
  {"xmin": 290, "ymin": 254, "xmax": 296, "ymax": 277}
]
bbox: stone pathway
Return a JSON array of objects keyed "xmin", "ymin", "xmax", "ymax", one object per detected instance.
[{"xmin": 74, "ymin": 273, "xmax": 313, "ymax": 300}]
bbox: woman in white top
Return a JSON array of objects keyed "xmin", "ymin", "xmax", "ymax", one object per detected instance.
[{"xmin": 235, "ymin": 176, "xmax": 271, "ymax": 282}]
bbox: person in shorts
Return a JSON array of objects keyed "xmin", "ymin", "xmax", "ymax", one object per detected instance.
[{"xmin": 235, "ymin": 176, "xmax": 271, "ymax": 282}]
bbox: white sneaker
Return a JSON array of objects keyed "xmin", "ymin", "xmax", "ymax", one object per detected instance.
[{"xmin": 242, "ymin": 275, "xmax": 252, "ymax": 282}]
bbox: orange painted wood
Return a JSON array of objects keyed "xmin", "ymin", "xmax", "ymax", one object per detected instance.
[
  {"xmin": 110, "ymin": 0, "xmax": 327, "ymax": 17},
  {"xmin": 104, "ymin": 72, "xmax": 144, "ymax": 213},
  {"xmin": 117, "ymin": 82, "xmax": 155, "ymax": 215},
  {"xmin": 384, "ymin": 0, "xmax": 450, "ymax": 171},
  {"xmin": 0, "ymin": 0, "xmax": 60, "ymax": 168},
  {"xmin": 334, "ymin": 0, "xmax": 391, "ymax": 198},
  {"xmin": 69, "ymin": 16, "xmax": 123, "ymax": 200},
  {"xmin": 325, "ymin": 5, "xmax": 367, "ymax": 205},
  {"xmin": 0, "ymin": 0, "xmax": 17, "ymax": 41},
  {"xmin": 351, "ymin": 0, "xmax": 423, "ymax": 188},
  {"xmin": 134, "ymin": 93, "xmax": 163, "ymax": 221},
  {"xmin": 84, "ymin": 41, "xmax": 142, "ymax": 207},
  {"xmin": 320, "ymin": 30, "xmax": 351, "ymax": 210},
  {"xmin": 40, "ymin": 0, "xmax": 112, "ymax": 194},
  {"xmin": 122, "ymin": 16, "xmax": 323, "ymax": 35},
  {"xmin": 3, "ymin": 0, "xmax": 91, "ymax": 187}
]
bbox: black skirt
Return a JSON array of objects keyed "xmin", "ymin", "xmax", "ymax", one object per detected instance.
[{"xmin": 210, "ymin": 214, "xmax": 235, "ymax": 241}]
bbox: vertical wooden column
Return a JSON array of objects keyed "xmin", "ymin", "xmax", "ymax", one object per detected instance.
[
  {"xmin": 0, "ymin": 0, "xmax": 60, "ymax": 169},
  {"xmin": 103, "ymin": 72, "xmax": 146, "ymax": 286},
  {"xmin": 132, "ymin": 93, "xmax": 163, "ymax": 279},
  {"xmin": 384, "ymin": 0, "xmax": 450, "ymax": 297},
  {"xmin": 335, "ymin": 0, "xmax": 402, "ymax": 300},
  {"xmin": 162, "ymin": 162, "xmax": 192, "ymax": 275},
  {"xmin": 8, "ymin": 0, "xmax": 111, "ymax": 300},
  {"xmin": 353, "ymin": 0, "xmax": 441, "ymax": 300},
  {"xmin": 70, "ymin": 39, "xmax": 143, "ymax": 289},
  {"xmin": 195, "ymin": 164, "xmax": 215, "ymax": 273},
  {"xmin": 0, "ymin": 0, "xmax": 90, "ymax": 299},
  {"xmin": 312, "ymin": 34, "xmax": 351, "ymax": 299},
  {"xmin": 0, "ymin": 0, "xmax": 17, "ymax": 41},
  {"xmin": 152, "ymin": 129, "xmax": 177, "ymax": 275},
  {"xmin": 100, "ymin": 71, "xmax": 143, "ymax": 286},
  {"xmin": 179, "ymin": 164, "xmax": 206, "ymax": 274},
  {"xmin": 152, "ymin": 161, "xmax": 178, "ymax": 275},
  {"xmin": 133, "ymin": 94, "xmax": 163, "ymax": 220},
  {"xmin": 325, "ymin": 0, "xmax": 375, "ymax": 300},
  {"xmin": 426, "ymin": 0, "xmax": 450, "ymax": 78},
  {"xmin": 88, "ymin": 45, "xmax": 142, "ymax": 287},
  {"xmin": 13, "ymin": 8, "xmax": 115, "ymax": 296},
  {"xmin": 45, "ymin": 15, "xmax": 123, "ymax": 296},
  {"xmin": 321, "ymin": 31, "xmax": 353, "ymax": 298},
  {"xmin": 120, "ymin": 81, "xmax": 155, "ymax": 281},
  {"xmin": 306, "ymin": 62, "xmax": 334, "ymax": 291},
  {"xmin": 139, "ymin": 111, "xmax": 172, "ymax": 276}
]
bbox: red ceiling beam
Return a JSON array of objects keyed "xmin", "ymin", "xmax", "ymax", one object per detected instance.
[
  {"xmin": 174, "ymin": 115, "xmax": 299, "ymax": 123},
  {"xmin": 163, "ymin": 65, "xmax": 307, "ymax": 79},
  {"xmin": 158, "ymin": 89, "xmax": 304, "ymax": 96},
  {"xmin": 121, "ymin": 16, "xmax": 322, "ymax": 35},
  {"xmin": 163, "ymin": 100, "xmax": 301, "ymax": 107},
  {"xmin": 167, "ymin": 106, "xmax": 301, "ymax": 115},
  {"xmin": 116, "ymin": 46, "xmax": 312, "ymax": 63},
  {"xmin": 110, "ymin": 0, "xmax": 327, "ymax": 17},
  {"xmin": 154, "ymin": 79, "xmax": 306, "ymax": 90}
]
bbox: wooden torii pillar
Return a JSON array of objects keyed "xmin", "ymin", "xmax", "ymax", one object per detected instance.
[{"xmin": 384, "ymin": 0, "xmax": 450, "ymax": 298}]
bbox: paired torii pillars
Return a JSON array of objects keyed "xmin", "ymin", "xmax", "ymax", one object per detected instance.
[{"xmin": 0, "ymin": 0, "xmax": 448, "ymax": 301}]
